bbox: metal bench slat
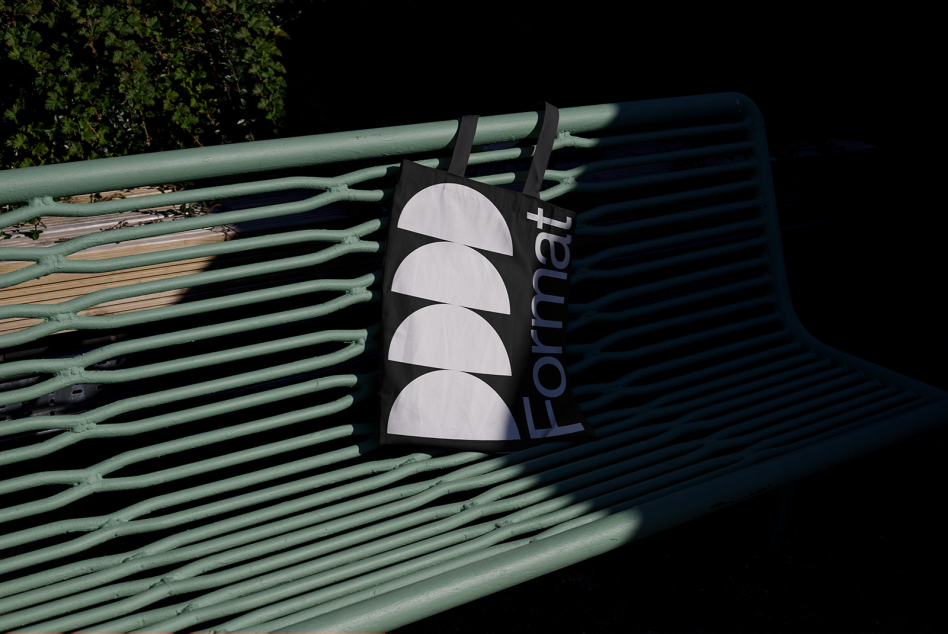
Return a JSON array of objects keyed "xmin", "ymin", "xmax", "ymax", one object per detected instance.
[{"xmin": 0, "ymin": 93, "xmax": 944, "ymax": 633}]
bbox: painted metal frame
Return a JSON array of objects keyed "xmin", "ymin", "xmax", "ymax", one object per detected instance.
[{"xmin": 1, "ymin": 93, "xmax": 944, "ymax": 633}]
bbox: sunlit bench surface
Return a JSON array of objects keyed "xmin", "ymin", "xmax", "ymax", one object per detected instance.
[{"xmin": 0, "ymin": 93, "xmax": 945, "ymax": 633}]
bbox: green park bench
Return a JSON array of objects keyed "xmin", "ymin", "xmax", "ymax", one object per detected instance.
[{"xmin": 1, "ymin": 93, "xmax": 945, "ymax": 633}]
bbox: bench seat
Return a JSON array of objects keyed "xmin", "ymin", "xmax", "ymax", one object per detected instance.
[{"xmin": 0, "ymin": 93, "xmax": 944, "ymax": 633}]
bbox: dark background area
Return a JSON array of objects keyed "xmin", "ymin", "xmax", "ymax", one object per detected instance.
[{"xmin": 272, "ymin": 5, "xmax": 943, "ymax": 632}]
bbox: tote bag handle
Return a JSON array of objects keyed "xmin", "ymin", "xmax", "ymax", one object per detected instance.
[{"xmin": 447, "ymin": 103, "xmax": 560, "ymax": 198}]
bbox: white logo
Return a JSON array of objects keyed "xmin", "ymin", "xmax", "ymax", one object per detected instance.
[
  {"xmin": 387, "ymin": 183, "xmax": 519, "ymax": 441},
  {"xmin": 524, "ymin": 210, "xmax": 585, "ymax": 439}
]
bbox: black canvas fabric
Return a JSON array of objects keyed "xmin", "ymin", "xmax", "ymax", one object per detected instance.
[{"xmin": 379, "ymin": 104, "xmax": 593, "ymax": 451}]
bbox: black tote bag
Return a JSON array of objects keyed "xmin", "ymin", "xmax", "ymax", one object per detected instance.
[{"xmin": 379, "ymin": 104, "xmax": 593, "ymax": 451}]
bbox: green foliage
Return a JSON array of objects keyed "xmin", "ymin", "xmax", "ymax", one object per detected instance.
[{"xmin": 0, "ymin": 0, "xmax": 292, "ymax": 170}]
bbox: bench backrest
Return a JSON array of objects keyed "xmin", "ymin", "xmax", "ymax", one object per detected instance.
[{"xmin": 1, "ymin": 93, "xmax": 943, "ymax": 633}]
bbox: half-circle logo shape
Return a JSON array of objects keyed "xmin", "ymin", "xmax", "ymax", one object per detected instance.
[
  {"xmin": 388, "ymin": 304, "xmax": 512, "ymax": 375},
  {"xmin": 397, "ymin": 183, "xmax": 513, "ymax": 256},
  {"xmin": 392, "ymin": 242, "xmax": 510, "ymax": 314},
  {"xmin": 388, "ymin": 370, "xmax": 519, "ymax": 440}
]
